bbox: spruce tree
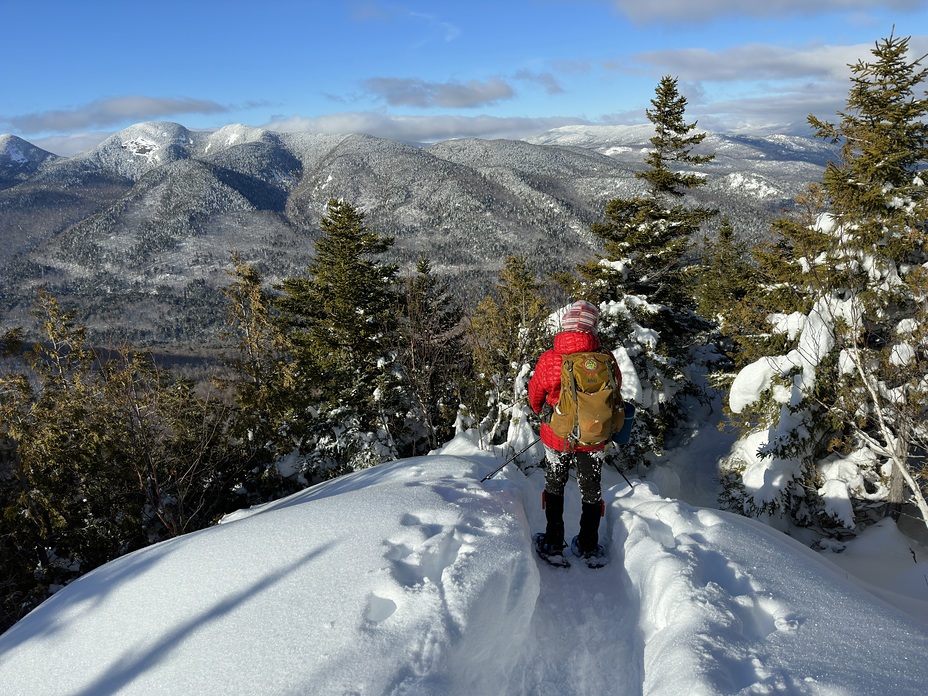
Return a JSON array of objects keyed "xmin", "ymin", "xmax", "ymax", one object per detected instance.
[
  {"xmin": 274, "ymin": 198, "xmax": 402, "ymax": 474},
  {"xmin": 0, "ymin": 293, "xmax": 140, "ymax": 597},
  {"xmin": 809, "ymin": 32, "xmax": 928, "ymax": 527},
  {"xmin": 639, "ymin": 75, "xmax": 716, "ymax": 197},
  {"xmin": 467, "ymin": 255, "xmax": 551, "ymax": 446},
  {"xmin": 583, "ymin": 76, "xmax": 716, "ymax": 308},
  {"xmin": 725, "ymin": 32, "xmax": 928, "ymax": 533},
  {"xmin": 220, "ymin": 255, "xmax": 298, "ymax": 499},
  {"xmin": 696, "ymin": 218, "xmax": 753, "ymax": 325},
  {"xmin": 576, "ymin": 76, "xmax": 717, "ymax": 458},
  {"xmin": 397, "ymin": 257, "xmax": 468, "ymax": 455},
  {"xmin": 702, "ymin": 188, "xmax": 829, "ymax": 377}
]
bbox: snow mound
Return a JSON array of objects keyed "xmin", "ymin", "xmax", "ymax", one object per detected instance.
[{"xmin": 1, "ymin": 441, "xmax": 927, "ymax": 696}]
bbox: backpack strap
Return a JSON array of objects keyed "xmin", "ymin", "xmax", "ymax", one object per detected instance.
[{"xmin": 564, "ymin": 358, "xmax": 582, "ymax": 445}]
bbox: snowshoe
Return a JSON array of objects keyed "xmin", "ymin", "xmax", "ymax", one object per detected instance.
[
  {"xmin": 534, "ymin": 532, "xmax": 570, "ymax": 568},
  {"xmin": 570, "ymin": 535, "xmax": 607, "ymax": 569}
]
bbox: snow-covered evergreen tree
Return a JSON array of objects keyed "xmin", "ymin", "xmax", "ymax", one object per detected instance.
[
  {"xmin": 725, "ymin": 32, "xmax": 928, "ymax": 535},
  {"xmin": 575, "ymin": 76, "xmax": 718, "ymax": 460}
]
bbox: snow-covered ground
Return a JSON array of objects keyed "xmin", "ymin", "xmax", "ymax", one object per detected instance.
[{"xmin": 1, "ymin": 425, "xmax": 927, "ymax": 695}]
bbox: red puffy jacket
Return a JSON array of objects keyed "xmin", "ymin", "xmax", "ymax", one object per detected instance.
[{"xmin": 528, "ymin": 331, "xmax": 622, "ymax": 452}]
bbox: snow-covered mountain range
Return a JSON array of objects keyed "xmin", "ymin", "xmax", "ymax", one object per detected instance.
[{"xmin": 0, "ymin": 122, "xmax": 834, "ymax": 343}]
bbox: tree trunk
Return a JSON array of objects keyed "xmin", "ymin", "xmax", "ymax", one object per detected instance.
[
  {"xmin": 848, "ymin": 344, "xmax": 928, "ymax": 533},
  {"xmin": 886, "ymin": 459, "xmax": 906, "ymax": 520}
]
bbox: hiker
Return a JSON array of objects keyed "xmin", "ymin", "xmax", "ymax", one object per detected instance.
[{"xmin": 528, "ymin": 299, "xmax": 623, "ymax": 563}]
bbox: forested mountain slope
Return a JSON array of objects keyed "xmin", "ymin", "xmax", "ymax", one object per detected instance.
[{"xmin": 0, "ymin": 122, "xmax": 832, "ymax": 343}]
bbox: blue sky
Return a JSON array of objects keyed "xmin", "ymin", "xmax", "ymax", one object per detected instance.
[{"xmin": 3, "ymin": 0, "xmax": 927, "ymax": 155}]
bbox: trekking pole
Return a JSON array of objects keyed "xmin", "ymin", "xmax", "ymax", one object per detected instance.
[
  {"xmin": 611, "ymin": 402, "xmax": 636, "ymax": 489},
  {"xmin": 605, "ymin": 442, "xmax": 635, "ymax": 489},
  {"xmin": 617, "ymin": 467, "xmax": 635, "ymax": 489},
  {"xmin": 480, "ymin": 437, "xmax": 541, "ymax": 482}
]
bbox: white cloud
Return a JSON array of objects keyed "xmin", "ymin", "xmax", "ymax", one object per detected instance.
[
  {"xmin": 634, "ymin": 43, "xmax": 870, "ymax": 82},
  {"xmin": 611, "ymin": 0, "xmax": 921, "ymax": 22},
  {"xmin": 361, "ymin": 77, "xmax": 516, "ymax": 108},
  {"xmin": 408, "ymin": 11, "xmax": 461, "ymax": 42},
  {"xmin": 695, "ymin": 87, "xmax": 848, "ymax": 135},
  {"xmin": 350, "ymin": 4, "xmax": 461, "ymax": 44},
  {"xmin": 515, "ymin": 70, "xmax": 566, "ymax": 95},
  {"xmin": 624, "ymin": 36, "xmax": 928, "ymax": 133},
  {"xmin": 29, "ymin": 132, "xmax": 114, "ymax": 157},
  {"xmin": 263, "ymin": 112, "xmax": 591, "ymax": 143},
  {"xmin": 4, "ymin": 96, "xmax": 230, "ymax": 134}
]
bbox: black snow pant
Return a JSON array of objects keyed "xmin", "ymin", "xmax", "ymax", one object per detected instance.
[
  {"xmin": 542, "ymin": 445, "xmax": 606, "ymax": 553},
  {"xmin": 543, "ymin": 445, "xmax": 605, "ymax": 505}
]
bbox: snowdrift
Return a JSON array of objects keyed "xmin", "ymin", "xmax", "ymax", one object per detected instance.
[{"xmin": 1, "ymin": 439, "xmax": 927, "ymax": 695}]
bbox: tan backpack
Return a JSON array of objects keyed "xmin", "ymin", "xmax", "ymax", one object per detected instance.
[{"xmin": 548, "ymin": 351, "xmax": 624, "ymax": 447}]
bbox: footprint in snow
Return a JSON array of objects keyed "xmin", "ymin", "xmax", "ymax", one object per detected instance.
[{"xmin": 365, "ymin": 593, "xmax": 398, "ymax": 623}]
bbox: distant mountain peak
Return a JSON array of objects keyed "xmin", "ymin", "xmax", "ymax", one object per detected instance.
[
  {"xmin": 0, "ymin": 133, "xmax": 58, "ymax": 166},
  {"xmin": 0, "ymin": 134, "xmax": 60, "ymax": 190},
  {"xmin": 74, "ymin": 121, "xmax": 200, "ymax": 179},
  {"xmin": 207, "ymin": 124, "xmax": 271, "ymax": 147}
]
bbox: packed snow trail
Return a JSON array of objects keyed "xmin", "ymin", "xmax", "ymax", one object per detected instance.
[
  {"xmin": 1, "ymin": 443, "xmax": 928, "ymax": 695},
  {"xmin": 496, "ymin": 438, "xmax": 928, "ymax": 695},
  {"xmin": 512, "ymin": 472, "xmax": 643, "ymax": 695}
]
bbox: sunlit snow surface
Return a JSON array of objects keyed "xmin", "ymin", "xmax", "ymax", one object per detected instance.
[{"xmin": 1, "ymin": 435, "xmax": 927, "ymax": 696}]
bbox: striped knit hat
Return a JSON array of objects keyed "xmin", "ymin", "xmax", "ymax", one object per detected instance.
[{"xmin": 560, "ymin": 300, "xmax": 599, "ymax": 335}]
